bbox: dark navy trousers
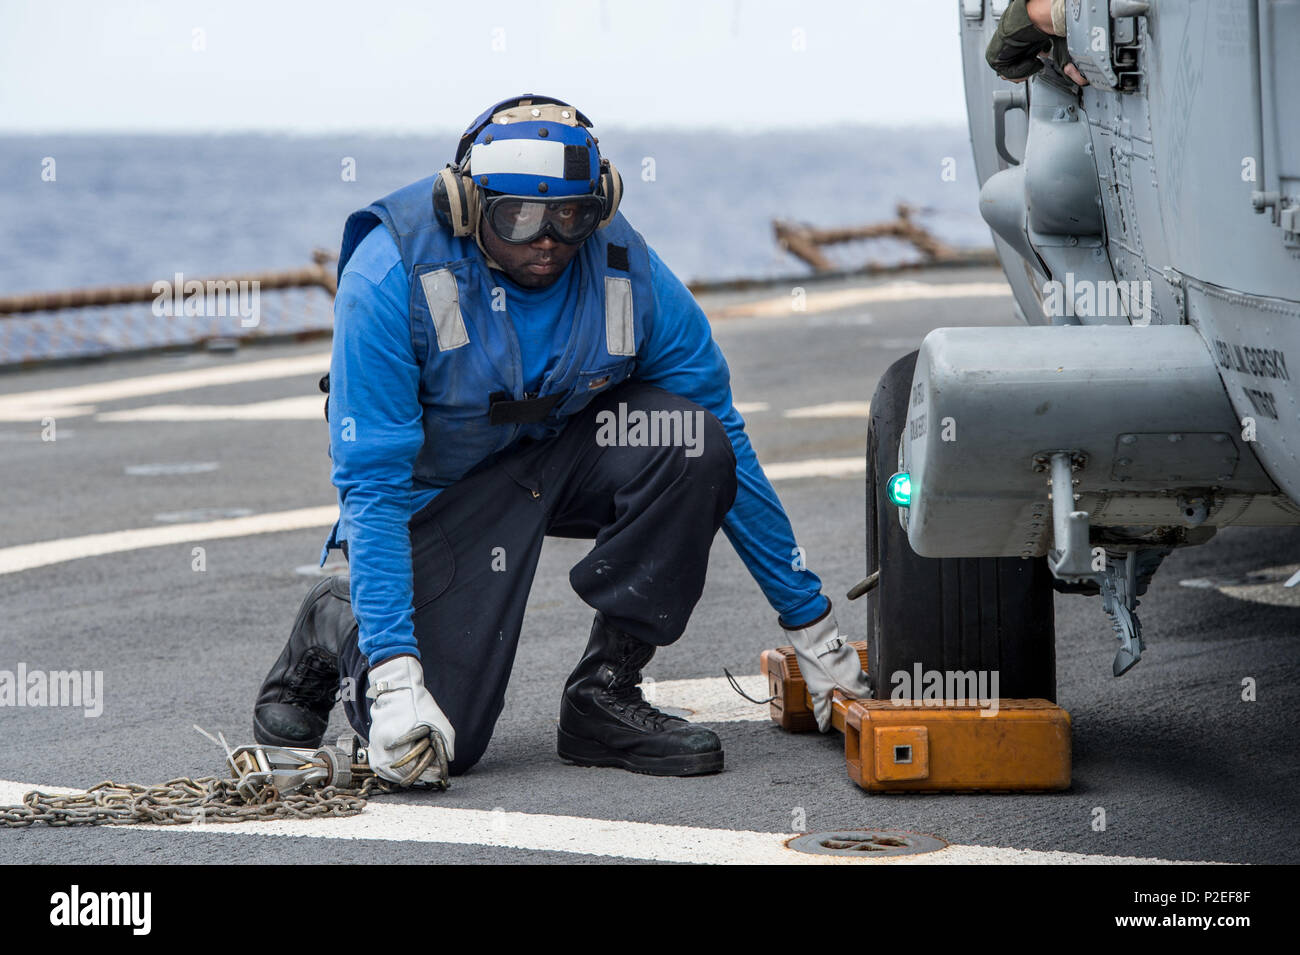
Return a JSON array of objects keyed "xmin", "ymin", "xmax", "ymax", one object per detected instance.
[{"xmin": 338, "ymin": 381, "xmax": 739, "ymax": 775}]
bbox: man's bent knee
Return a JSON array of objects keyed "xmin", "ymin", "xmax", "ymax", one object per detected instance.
[{"xmin": 690, "ymin": 407, "xmax": 736, "ymax": 469}]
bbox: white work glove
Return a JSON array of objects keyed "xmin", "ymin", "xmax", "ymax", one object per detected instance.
[
  {"xmin": 782, "ymin": 602, "xmax": 870, "ymax": 732},
  {"xmin": 365, "ymin": 654, "xmax": 455, "ymax": 787}
]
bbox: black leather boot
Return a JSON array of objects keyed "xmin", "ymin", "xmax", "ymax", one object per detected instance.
[
  {"xmin": 253, "ymin": 576, "xmax": 357, "ymax": 748},
  {"xmin": 557, "ymin": 613, "xmax": 723, "ymax": 776}
]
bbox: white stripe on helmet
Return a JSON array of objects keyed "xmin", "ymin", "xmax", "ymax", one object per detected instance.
[{"xmin": 469, "ymin": 138, "xmax": 568, "ymax": 179}]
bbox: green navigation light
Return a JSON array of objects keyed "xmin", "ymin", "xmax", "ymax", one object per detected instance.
[{"xmin": 886, "ymin": 471, "xmax": 912, "ymax": 508}]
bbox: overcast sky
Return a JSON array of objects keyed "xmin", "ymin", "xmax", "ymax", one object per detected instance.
[{"xmin": 1, "ymin": 0, "xmax": 971, "ymax": 133}]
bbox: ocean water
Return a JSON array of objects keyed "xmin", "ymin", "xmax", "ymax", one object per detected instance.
[{"xmin": 0, "ymin": 127, "xmax": 987, "ymax": 295}]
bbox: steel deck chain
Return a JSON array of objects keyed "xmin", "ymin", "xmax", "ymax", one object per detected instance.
[
  {"xmin": 0, "ymin": 774, "xmax": 401, "ymax": 828},
  {"xmin": 0, "ymin": 733, "xmax": 435, "ymax": 829}
]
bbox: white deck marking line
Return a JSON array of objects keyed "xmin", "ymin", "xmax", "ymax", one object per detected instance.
[
  {"xmin": 0, "ymin": 779, "xmax": 1212, "ymax": 864},
  {"xmin": 784, "ymin": 401, "xmax": 871, "ymax": 419},
  {"xmin": 100, "ymin": 396, "xmax": 770, "ymax": 424},
  {"xmin": 0, "ymin": 404, "xmax": 100, "ymax": 422},
  {"xmin": 0, "ymin": 456, "xmax": 857, "ymax": 576},
  {"xmin": 88, "ymin": 397, "xmax": 853, "ymax": 425},
  {"xmin": 1179, "ymin": 562, "xmax": 1300, "ymax": 609},
  {"xmin": 0, "ymin": 506, "xmax": 337, "ymax": 576},
  {"xmin": 764, "ymin": 457, "xmax": 865, "ymax": 481},
  {"xmin": 710, "ymin": 281, "xmax": 1012, "ymax": 320},
  {"xmin": 96, "ymin": 396, "xmax": 326, "ymax": 422},
  {"xmin": 0, "ymin": 352, "xmax": 331, "ymax": 421},
  {"xmin": 648, "ymin": 675, "xmax": 771, "ymax": 723}
]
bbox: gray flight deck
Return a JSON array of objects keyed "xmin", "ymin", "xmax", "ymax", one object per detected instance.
[{"xmin": 1, "ymin": 268, "xmax": 1296, "ymax": 864}]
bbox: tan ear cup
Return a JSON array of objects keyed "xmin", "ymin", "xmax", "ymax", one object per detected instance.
[
  {"xmin": 597, "ymin": 159, "xmax": 623, "ymax": 229},
  {"xmin": 435, "ymin": 165, "xmax": 480, "ymax": 237},
  {"xmin": 462, "ymin": 177, "xmax": 481, "ymax": 237}
]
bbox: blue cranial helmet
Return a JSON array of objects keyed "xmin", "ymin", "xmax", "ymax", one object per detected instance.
[
  {"xmin": 464, "ymin": 98, "xmax": 602, "ymax": 198},
  {"xmin": 433, "ymin": 94, "xmax": 623, "ymax": 240}
]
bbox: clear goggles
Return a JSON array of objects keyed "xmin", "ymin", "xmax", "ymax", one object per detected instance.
[{"xmin": 483, "ymin": 194, "xmax": 604, "ymax": 245}]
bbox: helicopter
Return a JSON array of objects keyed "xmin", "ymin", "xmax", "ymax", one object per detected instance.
[{"xmin": 863, "ymin": 0, "xmax": 1300, "ymax": 696}]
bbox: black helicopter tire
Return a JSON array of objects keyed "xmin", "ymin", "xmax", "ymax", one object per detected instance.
[{"xmin": 864, "ymin": 350, "xmax": 1057, "ymax": 702}]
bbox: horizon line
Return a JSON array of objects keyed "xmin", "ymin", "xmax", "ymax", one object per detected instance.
[{"xmin": 0, "ymin": 120, "xmax": 970, "ymax": 138}]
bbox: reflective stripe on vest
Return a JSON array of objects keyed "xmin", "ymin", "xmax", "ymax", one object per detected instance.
[
  {"xmin": 604, "ymin": 275, "xmax": 635, "ymax": 357},
  {"xmin": 419, "ymin": 268, "xmax": 470, "ymax": 351}
]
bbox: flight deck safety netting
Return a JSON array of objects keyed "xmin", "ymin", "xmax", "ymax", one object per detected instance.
[{"xmin": 0, "ymin": 254, "xmax": 338, "ymax": 367}]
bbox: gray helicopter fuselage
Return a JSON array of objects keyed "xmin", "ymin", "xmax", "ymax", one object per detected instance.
[{"xmin": 900, "ymin": 1, "xmax": 1300, "ymax": 574}]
